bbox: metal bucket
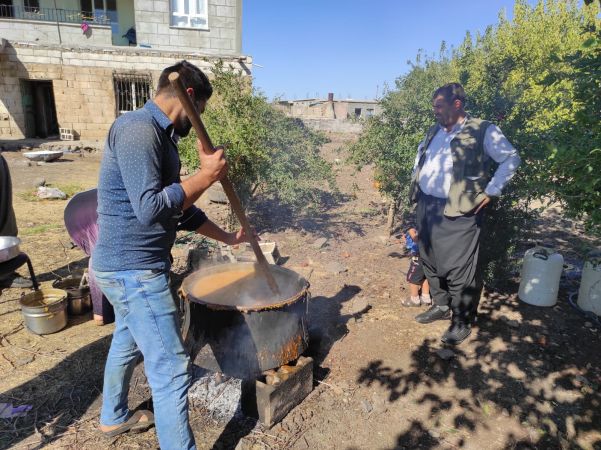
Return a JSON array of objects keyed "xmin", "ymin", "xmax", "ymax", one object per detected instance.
[
  {"xmin": 20, "ymin": 288, "xmax": 68, "ymax": 334},
  {"xmin": 53, "ymin": 278, "xmax": 91, "ymax": 315},
  {"xmin": 180, "ymin": 262, "xmax": 309, "ymax": 379}
]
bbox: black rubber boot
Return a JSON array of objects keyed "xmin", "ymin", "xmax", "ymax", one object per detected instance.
[{"xmin": 441, "ymin": 321, "xmax": 472, "ymax": 345}]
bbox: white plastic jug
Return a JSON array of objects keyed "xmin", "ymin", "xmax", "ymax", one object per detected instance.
[
  {"xmin": 518, "ymin": 246, "xmax": 564, "ymax": 307},
  {"xmin": 577, "ymin": 250, "xmax": 601, "ymax": 316}
]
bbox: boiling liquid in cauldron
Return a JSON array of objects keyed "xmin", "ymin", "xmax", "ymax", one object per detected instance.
[{"xmin": 190, "ymin": 267, "xmax": 299, "ymax": 308}]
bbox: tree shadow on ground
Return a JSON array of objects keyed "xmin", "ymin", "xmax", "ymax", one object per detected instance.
[
  {"xmin": 31, "ymin": 256, "xmax": 90, "ymax": 283},
  {"xmin": 210, "ymin": 415, "xmax": 257, "ymax": 450},
  {"xmin": 356, "ymin": 285, "xmax": 601, "ymax": 449},
  {"xmin": 306, "ymin": 284, "xmax": 368, "ymax": 379},
  {"xmin": 0, "ymin": 335, "xmax": 112, "ymax": 449},
  {"xmin": 249, "ymin": 192, "xmax": 366, "ymax": 238}
]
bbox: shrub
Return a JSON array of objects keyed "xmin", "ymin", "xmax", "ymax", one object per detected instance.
[{"xmin": 178, "ymin": 62, "xmax": 335, "ymax": 213}]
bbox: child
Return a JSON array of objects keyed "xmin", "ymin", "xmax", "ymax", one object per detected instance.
[{"xmin": 402, "ymin": 228, "xmax": 431, "ymax": 307}]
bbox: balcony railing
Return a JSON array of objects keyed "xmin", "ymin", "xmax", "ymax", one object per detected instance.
[{"xmin": 0, "ymin": 5, "xmax": 110, "ymax": 25}]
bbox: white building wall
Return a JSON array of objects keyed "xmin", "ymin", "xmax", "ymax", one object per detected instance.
[
  {"xmin": 134, "ymin": 0, "xmax": 242, "ymax": 54},
  {"xmin": 0, "ymin": 0, "xmax": 243, "ymax": 54},
  {"xmin": 0, "ymin": 19, "xmax": 113, "ymax": 46},
  {"xmin": 0, "ymin": 41, "xmax": 251, "ymax": 140}
]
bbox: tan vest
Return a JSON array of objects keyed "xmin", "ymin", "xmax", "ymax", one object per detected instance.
[{"xmin": 409, "ymin": 116, "xmax": 491, "ymax": 217}]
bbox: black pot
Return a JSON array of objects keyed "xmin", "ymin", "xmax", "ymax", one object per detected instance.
[{"xmin": 180, "ymin": 262, "xmax": 309, "ymax": 379}]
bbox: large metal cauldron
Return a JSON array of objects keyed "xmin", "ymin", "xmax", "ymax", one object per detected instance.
[{"xmin": 180, "ymin": 262, "xmax": 309, "ymax": 380}]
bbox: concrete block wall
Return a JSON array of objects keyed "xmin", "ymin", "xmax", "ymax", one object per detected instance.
[
  {"xmin": 334, "ymin": 102, "xmax": 349, "ymax": 119},
  {"xmin": 0, "ymin": 0, "xmax": 242, "ymax": 55},
  {"xmin": 340, "ymin": 101, "xmax": 383, "ymax": 118},
  {"xmin": 290, "ymin": 101, "xmax": 337, "ymax": 119},
  {"xmin": 0, "ymin": 41, "xmax": 251, "ymax": 140},
  {"xmin": 301, "ymin": 118, "xmax": 364, "ymax": 134},
  {"xmin": 0, "ymin": 19, "xmax": 113, "ymax": 47},
  {"xmin": 281, "ymin": 100, "xmax": 383, "ymax": 120},
  {"xmin": 134, "ymin": 0, "xmax": 242, "ymax": 54}
]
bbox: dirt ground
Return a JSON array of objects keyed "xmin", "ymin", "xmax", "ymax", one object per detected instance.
[{"xmin": 0, "ymin": 135, "xmax": 600, "ymax": 450}]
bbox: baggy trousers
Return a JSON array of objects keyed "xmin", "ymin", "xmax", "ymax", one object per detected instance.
[{"xmin": 416, "ymin": 192, "xmax": 483, "ymax": 323}]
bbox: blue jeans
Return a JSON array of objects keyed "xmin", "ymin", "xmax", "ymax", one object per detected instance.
[{"xmin": 94, "ymin": 269, "xmax": 195, "ymax": 450}]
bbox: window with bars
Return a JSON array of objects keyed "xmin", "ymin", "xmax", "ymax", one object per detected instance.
[{"xmin": 113, "ymin": 73, "xmax": 152, "ymax": 116}]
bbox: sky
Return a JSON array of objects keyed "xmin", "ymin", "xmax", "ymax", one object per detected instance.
[{"xmin": 242, "ymin": 0, "xmax": 536, "ymax": 101}]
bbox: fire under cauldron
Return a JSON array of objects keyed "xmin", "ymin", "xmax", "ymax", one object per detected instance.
[{"xmin": 179, "ymin": 262, "xmax": 310, "ymax": 380}]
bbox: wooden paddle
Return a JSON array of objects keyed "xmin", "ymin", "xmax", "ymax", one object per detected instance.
[{"xmin": 168, "ymin": 72, "xmax": 280, "ymax": 296}]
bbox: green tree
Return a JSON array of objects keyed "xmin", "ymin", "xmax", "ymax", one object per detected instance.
[
  {"xmin": 349, "ymin": 0, "xmax": 600, "ymax": 285},
  {"xmin": 544, "ymin": 27, "xmax": 601, "ymax": 228}
]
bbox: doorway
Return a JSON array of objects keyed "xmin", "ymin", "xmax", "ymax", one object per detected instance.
[{"xmin": 20, "ymin": 80, "xmax": 59, "ymax": 138}]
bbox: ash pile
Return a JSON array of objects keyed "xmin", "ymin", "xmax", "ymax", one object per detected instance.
[
  {"xmin": 188, "ymin": 356, "xmax": 314, "ymax": 429},
  {"xmin": 189, "ymin": 367, "xmax": 244, "ymax": 423}
]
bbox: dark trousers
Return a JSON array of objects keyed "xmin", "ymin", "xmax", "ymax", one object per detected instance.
[{"xmin": 416, "ymin": 192, "xmax": 483, "ymax": 323}]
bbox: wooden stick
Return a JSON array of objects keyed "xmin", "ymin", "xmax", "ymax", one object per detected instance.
[{"xmin": 168, "ymin": 72, "xmax": 280, "ymax": 296}]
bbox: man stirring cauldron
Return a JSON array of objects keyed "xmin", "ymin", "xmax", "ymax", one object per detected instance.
[
  {"xmin": 92, "ymin": 61, "xmax": 251, "ymax": 449},
  {"xmin": 409, "ymin": 83, "xmax": 521, "ymax": 345}
]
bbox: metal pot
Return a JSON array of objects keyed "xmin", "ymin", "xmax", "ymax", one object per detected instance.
[
  {"xmin": 180, "ymin": 262, "xmax": 309, "ymax": 379},
  {"xmin": 20, "ymin": 288, "xmax": 68, "ymax": 334},
  {"xmin": 0, "ymin": 236, "xmax": 20, "ymax": 263},
  {"xmin": 52, "ymin": 278, "xmax": 91, "ymax": 315}
]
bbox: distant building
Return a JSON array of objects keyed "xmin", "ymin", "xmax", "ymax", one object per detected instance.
[
  {"xmin": 274, "ymin": 93, "xmax": 382, "ymax": 120},
  {"xmin": 0, "ymin": 0, "xmax": 249, "ymax": 141}
]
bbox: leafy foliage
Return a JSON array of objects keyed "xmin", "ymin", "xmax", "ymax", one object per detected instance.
[
  {"xmin": 178, "ymin": 62, "xmax": 334, "ymax": 210},
  {"xmin": 544, "ymin": 28, "xmax": 601, "ymax": 227},
  {"xmin": 349, "ymin": 0, "xmax": 600, "ymax": 284}
]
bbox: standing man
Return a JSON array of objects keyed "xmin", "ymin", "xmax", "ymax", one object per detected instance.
[
  {"xmin": 93, "ymin": 61, "xmax": 251, "ymax": 449},
  {"xmin": 409, "ymin": 83, "xmax": 520, "ymax": 345}
]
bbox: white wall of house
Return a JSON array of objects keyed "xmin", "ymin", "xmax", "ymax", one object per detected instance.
[
  {"xmin": 0, "ymin": 0, "xmax": 243, "ymax": 54},
  {"xmin": 337, "ymin": 101, "xmax": 383, "ymax": 119},
  {"xmin": 134, "ymin": 0, "xmax": 241, "ymax": 54},
  {"xmin": 0, "ymin": 0, "xmax": 247, "ymax": 140},
  {"xmin": 0, "ymin": 41, "xmax": 251, "ymax": 140},
  {"xmin": 279, "ymin": 99, "xmax": 383, "ymax": 120},
  {"xmin": 0, "ymin": 19, "xmax": 113, "ymax": 46}
]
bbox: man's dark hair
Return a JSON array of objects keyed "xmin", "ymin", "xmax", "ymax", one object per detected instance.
[
  {"xmin": 432, "ymin": 82, "xmax": 465, "ymax": 106},
  {"xmin": 156, "ymin": 60, "xmax": 213, "ymax": 101}
]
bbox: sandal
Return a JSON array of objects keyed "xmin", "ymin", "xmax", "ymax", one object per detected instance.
[
  {"xmin": 101, "ymin": 410, "xmax": 155, "ymax": 437},
  {"xmin": 401, "ymin": 296, "xmax": 421, "ymax": 307}
]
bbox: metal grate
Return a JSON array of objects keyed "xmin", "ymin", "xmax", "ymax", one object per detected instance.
[{"xmin": 113, "ymin": 73, "xmax": 152, "ymax": 116}]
